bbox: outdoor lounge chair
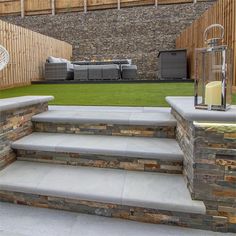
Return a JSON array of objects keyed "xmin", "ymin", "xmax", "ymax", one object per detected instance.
[
  {"xmin": 45, "ymin": 56, "xmax": 74, "ymax": 81},
  {"xmin": 121, "ymin": 65, "xmax": 138, "ymax": 80}
]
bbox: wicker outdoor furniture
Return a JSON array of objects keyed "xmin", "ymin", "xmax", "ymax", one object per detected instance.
[
  {"xmin": 121, "ymin": 65, "xmax": 138, "ymax": 80},
  {"xmin": 45, "ymin": 57, "xmax": 137, "ymax": 81},
  {"xmin": 45, "ymin": 63, "xmax": 74, "ymax": 81}
]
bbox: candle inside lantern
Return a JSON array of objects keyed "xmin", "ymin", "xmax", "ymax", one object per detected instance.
[{"xmin": 205, "ymin": 81, "xmax": 222, "ymax": 106}]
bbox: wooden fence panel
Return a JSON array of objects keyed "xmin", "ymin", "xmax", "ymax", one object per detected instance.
[
  {"xmin": 0, "ymin": 0, "xmax": 215, "ymax": 16},
  {"xmin": 176, "ymin": 0, "xmax": 236, "ymax": 86},
  {"xmin": 0, "ymin": 19, "xmax": 72, "ymax": 90},
  {"xmin": 24, "ymin": 0, "xmax": 52, "ymax": 15},
  {"xmin": 0, "ymin": 0, "xmax": 20, "ymax": 15}
]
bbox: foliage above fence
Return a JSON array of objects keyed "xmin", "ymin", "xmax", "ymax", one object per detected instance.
[
  {"xmin": 0, "ymin": 20, "xmax": 72, "ymax": 90},
  {"xmin": 176, "ymin": 0, "xmax": 236, "ymax": 86},
  {"xmin": 0, "ymin": 0, "xmax": 214, "ymax": 16}
]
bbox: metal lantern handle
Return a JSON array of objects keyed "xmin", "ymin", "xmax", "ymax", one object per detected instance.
[
  {"xmin": 204, "ymin": 24, "xmax": 224, "ymax": 44},
  {"xmin": 0, "ymin": 45, "xmax": 9, "ymax": 72}
]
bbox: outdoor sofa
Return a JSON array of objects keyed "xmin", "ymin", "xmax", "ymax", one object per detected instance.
[{"xmin": 44, "ymin": 57, "xmax": 138, "ymax": 81}]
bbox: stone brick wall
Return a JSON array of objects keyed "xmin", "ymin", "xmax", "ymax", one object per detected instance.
[
  {"xmin": 0, "ymin": 103, "xmax": 48, "ymax": 170},
  {"xmin": 172, "ymin": 109, "xmax": 236, "ymax": 232},
  {"xmin": 1, "ymin": 2, "xmax": 215, "ymax": 80}
]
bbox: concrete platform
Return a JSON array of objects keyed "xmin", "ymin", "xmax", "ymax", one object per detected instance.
[
  {"xmin": 0, "ymin": 161, "xmax": 205, "ymax": 214},
  {"xmin": 12, "ymin": 132, "xmax": 183, "ymax": 161},
  {"xmin": 0, "ymin": 202, "xmax": 231, "ymax": 236},
  {"xmin": 32, "ymin": 109, "xmax": 176, "ymax": 126}
]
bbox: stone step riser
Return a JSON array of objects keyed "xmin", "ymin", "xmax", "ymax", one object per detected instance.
[
  {"xmin": 16, "ymin": 150, "xmax": 183, "ymax": 174},
  {"xmin": 33, "ymin": 121, "xmax": 176, "ymax": 139},
  {"xmin": 0, "ymin": 190, "xmax": 228, "ymax": 233}
]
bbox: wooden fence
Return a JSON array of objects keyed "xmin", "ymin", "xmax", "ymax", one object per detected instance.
[
  {"xmin": 0, "ymin": 19, "xmax": 72, "ymax": 89},
  {"xmin": 176, "ymin": 0, "xmax": 236, "ymax": 86},
  {"xmin": 0, "ymin": 0, "xmax": 214, "ymax": 16}
]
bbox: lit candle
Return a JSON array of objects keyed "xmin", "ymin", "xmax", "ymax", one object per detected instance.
[{"xmin": 205, "ymin": 81, "xmax": 222, "ymax": 106}]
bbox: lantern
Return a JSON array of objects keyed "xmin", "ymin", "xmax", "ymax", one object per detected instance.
[{"xmin": 194, "ymin": 24, "xmax": 233, "ymax": 111}]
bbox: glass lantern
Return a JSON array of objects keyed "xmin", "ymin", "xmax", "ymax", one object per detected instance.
[{"xmin": 194, "ymin": 24, "xmax": 233, "ymax": 111}]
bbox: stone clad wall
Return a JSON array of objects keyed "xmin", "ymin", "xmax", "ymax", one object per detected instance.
[
  {"xmin": 0, "ymin": 103, "xmax": 48, "ymax": 170},
  {"xmin": 172, "ymin": 109, "xmax": 236, "ymax": 232},
  {"xmin": 1, "ymin": 2, "xmax": 214, "ymax": 80}
]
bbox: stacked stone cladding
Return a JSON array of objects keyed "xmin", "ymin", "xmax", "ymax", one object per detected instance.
[
  {"xmin": 172, "ymin": 109, "xmax": 236, "ymax": 233},
  {"xmin": 0, "ymin": 103, "xmax": 48, "ymax": 170}
]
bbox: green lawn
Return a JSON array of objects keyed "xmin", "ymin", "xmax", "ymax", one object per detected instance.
[{"xmin": 0, "ymin": 83, "xmax": 235, "ymax": 107}]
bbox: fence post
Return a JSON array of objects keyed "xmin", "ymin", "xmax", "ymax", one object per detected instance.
[
  {"xmin": 84, "ymin": 0, "xmax": 87, "ymax": 13},
  {"xmin": 117, "ymin": 0, "xmax": 121, "ymax": 10},
  {"xmin": 21, "ymin": 0, "xmax": 25, "ymax": 18},
  {"xmin": 52, "ymin": 0, "xmax": 55, "ymax": 16},
  {"xmin": 155, "ymin": 0, "xmax": 158, "ymax": 8}
]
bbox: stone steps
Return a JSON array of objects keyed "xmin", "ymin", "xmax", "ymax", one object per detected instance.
[
  {"xmin": 0, "ymin": 161, "xmax": 219, "ymax": 231},
  {"xmin": 32, "ymin": 108, "xmax": 176, "ymax": 138},
  {"xmin": 12, "ymin": 132, "xmax": 183, "ymax": 174},
  {"xmin": 1, "ymin": 202, "xmax": 232, "ymax": 236}
]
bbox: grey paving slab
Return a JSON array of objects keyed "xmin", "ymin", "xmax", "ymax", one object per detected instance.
[
  {"xmin": 122, "ymin": 171, "xmax": 205, "ymax": 214},
  {"xmin": 0, "ymin": 161, "xmax": 125, "ymax": 205},
  {"xmin": 129, "ymin": 112, "xmax": 176, "ymax": 126},
  {"xmin": 32, "ymin": 110, "xmax": 132, "ymax": 125},
  {"xmin": 0, "ymin": 202, "xmax": 76, "ymax": 236},
  {"xmin": 0, "ymin": 202, "xmax": 233, "ymax": 236},
  {"xmin": 0, "ymin": 161, "xmax": 51, "ymax": 194},
  {"xmin": 166, "ymin": 96, "xmax": 236, "ymax": 122},
  {"xmin": 56, "ymin": 134, "xmax": 128, "ymax": 156},
  {"xmin": 0, "ymin": 96, "xmax": 54, "ymax": 112},
  {"xmin": 125, "ymin": 137, "xmax": 183, "ymax": 160},
  {"xmin": 49, "ymin": 105, "xmax": 171, "ymax": 113},
  {"xmin": 11, "ymin": 133, "xmax": 65, "ymax": 152},
  {"xmin": 12, "ymin": 133, "xmax": 183, "ymax": 161},
  {"xmin": 37, "ymin": 164, "xmax": 126, "ymax": 204},
  {"xmin": 0, "ymin": 161, "xmax": 204, "ymax": 214},
  {"xmin": 33, "ymin": 109, "xmax": 176, "ymax": 126}
]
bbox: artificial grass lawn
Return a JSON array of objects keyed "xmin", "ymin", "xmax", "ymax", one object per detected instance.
[{"xmin": 0, "ymin": 83, "xmax": 235, "ymax": 107}]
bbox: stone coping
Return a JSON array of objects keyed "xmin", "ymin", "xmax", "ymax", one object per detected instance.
[
  {"xmin": 0, "ymin": 161, "xmax": 205, "ymax": 214},
  {"xmin": 12, "ymin": 132, "xmax": 183, "ymax": 161},
  {"xmin": 166, "ymin": 96, "xmax": 236, "ymax": 122},
  {"xmin": 32, "ymin": 110, "xmax": 176, "ymax": 126},
  {"xmin": 0, "ymin": 96, "xmax": 54, "ymax": 112}
]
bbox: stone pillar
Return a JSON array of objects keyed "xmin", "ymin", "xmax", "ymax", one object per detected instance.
[
  {"xmin": 166, "ymin": 96, "xmax": 236, "ymax": 232},
  {"xmin": 0, "ymin": 96, "xmax": 53, "ymax": 170}
]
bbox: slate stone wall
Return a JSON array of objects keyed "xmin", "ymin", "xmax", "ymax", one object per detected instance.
[
  {"xmin": 172, "ymin": 109, "xmax": 236, "ymax": 232},
  {"xmin": 1, "ymin": 2, "xmax": 215, "ymax": 80},
  {"xmin": 0, "ymin": 103, "xmax": 48, "ymax": 170}
]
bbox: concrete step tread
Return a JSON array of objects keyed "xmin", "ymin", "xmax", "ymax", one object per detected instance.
[
  {"xmin": 32, "ymin": 108, "xmax": 176, "ymax": 126},
  {"xmin": 0, "ymin": 161, "xmax": 205, "ymax": 214},
  {"xmin": 0, "ymin": 202, "xmax": 230, "ymax": 236},
  {"xmin": 12, "ymin": 132, "xmax": 183, "ymax": 161}
]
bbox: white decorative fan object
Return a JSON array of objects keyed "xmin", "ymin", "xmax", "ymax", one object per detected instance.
[{"xmin": 0, "ymin": 45, "xmax": 9, "ymax": 71}]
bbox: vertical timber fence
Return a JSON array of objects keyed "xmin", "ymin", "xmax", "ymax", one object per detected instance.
[
  {"xmin": 0, "ymin": 20, "xmax": 72, "ymax": 90},
  {"xmin": 0, "ymin": 0, "xmax": 215, "ymax": 16},
  {"xmin": 176, "ymin": 0, "xmax": 236, "ymax": 86}
]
